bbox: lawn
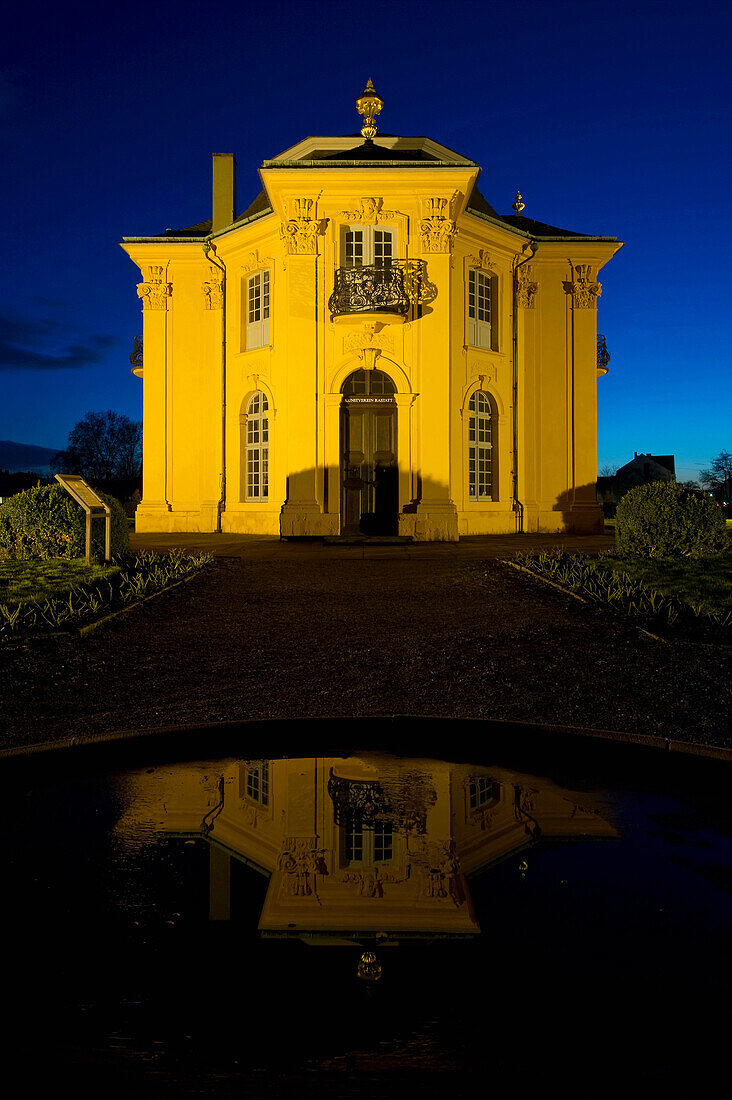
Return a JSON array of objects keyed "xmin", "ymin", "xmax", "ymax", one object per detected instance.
[
  {"xmin": 593, "ymin": 554, "xmax": 732, "ymax": 613},
  {"xmin": 0, "ymin": 559, "xmax": 119, "ymax": 606}
]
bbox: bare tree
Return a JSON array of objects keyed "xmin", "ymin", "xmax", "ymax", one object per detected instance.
[
  {"xmin": 52, "ymin": 411, "xmax": 142, "ymax": 485},
  {"xmin": 700, "ymin": 450, "xmax": 732, "ymax": 505}
]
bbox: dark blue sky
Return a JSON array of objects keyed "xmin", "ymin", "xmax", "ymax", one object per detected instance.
[{"xmin": 2, "ymin": 0, "xmax": 730, "ymax": 480}]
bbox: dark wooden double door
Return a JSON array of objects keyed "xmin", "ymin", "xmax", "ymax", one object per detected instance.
[{"xmin": 341, "ymin": 397, "xmax": 398, "ymax": 535}]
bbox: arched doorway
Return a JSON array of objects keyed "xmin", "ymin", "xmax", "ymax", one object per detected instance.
[{"xmin": 341, "ymin": 368, "xmax": 398, "ymax": 535}]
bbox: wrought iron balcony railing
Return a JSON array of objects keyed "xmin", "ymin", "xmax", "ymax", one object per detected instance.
[
  {"xmin": 597, "ymin": 333, "xmax": 611, "ymax": 372},
  {"xmin": 329, "ymin": 261, "xmax": 411, "ymax": 319}
]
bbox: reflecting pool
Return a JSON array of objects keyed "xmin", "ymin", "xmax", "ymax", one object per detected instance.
[{"xmin": 1, "ymin": 738, "xmax": 730, "ymax": 1094}]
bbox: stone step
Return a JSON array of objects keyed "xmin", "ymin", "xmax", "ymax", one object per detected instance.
[{"xmin": 323, "ymin": 535, "xmax": 413, "ymax": 546}]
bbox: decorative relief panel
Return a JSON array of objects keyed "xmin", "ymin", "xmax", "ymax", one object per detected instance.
[
  {"xmin": 340, "ymin": 197, "xmax": 400, "ymax": 225},
  {"xmin": 280, "ymin": 197, "xmax": 325, "ymax": 255},
  {"xmin": 202, "ymin": 268, "xmax": 223, "ymax": 310},
  {"xmin": 567, "ymin": 263, "xmax": 601, "ymax": 309},
  {"xmin": 419, "ymin": 196, "xmax": 458, "ymax": 253},
  {"xmin": 466, "ymin": 361, "xmax": 496, "ymax": 386},
  {"xmin": 516, "ymin": 264, "xmax": 538, "ymax": 309},
  {"xmin": 137, "ymin": 265, "xmax": 171, "ymax": 310}
]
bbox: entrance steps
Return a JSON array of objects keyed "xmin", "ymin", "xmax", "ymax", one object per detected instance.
[{"xmin": 323, "ymin": 535, "xmax": 413, "ymax": 546}]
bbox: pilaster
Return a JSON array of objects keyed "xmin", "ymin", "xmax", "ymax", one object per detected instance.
[
  {"xmin": 414, "ymin": 205, "xmax": 459, "ymax": 541},
  {"xmin": 136, "ymin": 265, "xmax": 171, "ymax": 524}
]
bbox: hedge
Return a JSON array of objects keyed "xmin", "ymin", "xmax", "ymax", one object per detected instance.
[
  {"xmin": 0, "ymin": 484, "xmax": 129, "ymax": 561},
  {"xmin": 615, "ymin": 481, "xmax": 727, "ymax": 559}
]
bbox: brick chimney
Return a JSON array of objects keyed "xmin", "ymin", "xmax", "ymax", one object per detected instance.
[{"xmin": 212, "ymin": 154, "xmax": 237, "ymax": 232}]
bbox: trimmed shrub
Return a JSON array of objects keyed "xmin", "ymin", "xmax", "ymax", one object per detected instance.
[
  {"xmin": 616, "ymin": 481, "xmax": 728, "ymax": 559},
  {"xmin": 0, "ymin": 484, "xmax": 129, "ymax": 561}
]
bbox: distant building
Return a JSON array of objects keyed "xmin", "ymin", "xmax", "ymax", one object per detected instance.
[
  {"xmin": 122, "ymin": 82, "xmax": 621, "ymax": 540},
  {"xmin": 615, "ymin": 452, "xmax": 676, "ymax": 485},
  {"xmin": 597, "ymin": 452, "xmax": 676, "ymax": 515}
]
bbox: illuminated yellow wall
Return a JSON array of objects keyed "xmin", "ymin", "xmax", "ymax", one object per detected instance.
[{"xmin": 122, "ymin": 130, "xmax": 620, "ymax": 540}]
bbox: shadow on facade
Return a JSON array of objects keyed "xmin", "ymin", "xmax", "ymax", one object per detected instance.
[
  {"xmin": 280, "ymin": 467, "xmax": 457, "ymax": 539},
  {"xmin": 552, "ymin": 484, "xmax": 605, "ymax": 535}
]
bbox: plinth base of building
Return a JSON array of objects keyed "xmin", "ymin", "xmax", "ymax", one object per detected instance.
[
  {"xmin": 280, "ymin": 504, "xmax": 339, "ymax": 538},
  {"xmin": 523, "ymin": 504, "xmax": 604, "ymax": 535},
  {"xmin": 401, "ymin": 500, "xmax": 459, "ymax": 542}
]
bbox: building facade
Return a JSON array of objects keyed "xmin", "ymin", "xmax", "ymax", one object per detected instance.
[
  {"xmin": 122, "ymin": 83, "xmax": 622, "ymax": 540},
  {"xmin": 113, "ymin": 752, "xmax": 617, "ymax": 937}
]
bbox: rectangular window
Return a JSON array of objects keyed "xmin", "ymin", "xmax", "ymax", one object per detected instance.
[
  {"xmin": 245, "ymin": 762, "xmax": 269, "ymax": 805},
  {"xmin": 342, "ymin": 820, "xmax": 393, "ymax": 865},
  {"xmin": 245, "ymin": 270, "xmax": 270, "ymax": 350},
  {"xmin": 467, "ymin": 268, "xmax": 492, "ymax": 350},
  {"xmin": 469, "ymin": 776, "xmax": 495, "ymax": 811},
  {"xmin": 342, "ymin": 226, "xmax": 395, "ymax": 267}
]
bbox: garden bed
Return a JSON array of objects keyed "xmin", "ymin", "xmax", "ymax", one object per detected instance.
[
  {"xmin": 508, "ymin": 548, "xmax": 732, "ymax": 643},
  {"xmin": 0, "ymin": 550, "xmax": 212, "ymax": 638},
  {"xmin": 0, "ymin": 558, "xmax": 120, "ymax": 605}
]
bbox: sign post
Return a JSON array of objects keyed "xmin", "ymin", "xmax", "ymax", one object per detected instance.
[{"xmin": 54, "ymin": 474, "xmax": 112, "ymax": 564}]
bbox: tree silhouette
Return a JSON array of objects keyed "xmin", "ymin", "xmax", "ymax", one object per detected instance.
[
  {"xmin": 52, "ymin": 410, "xmax": 141, "ymax": 485},
  {"xmin": 700, "ymin": 450, "xmax": 732, "ymax": 508}
]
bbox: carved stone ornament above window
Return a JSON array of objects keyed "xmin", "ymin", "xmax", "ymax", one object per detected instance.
[
  {"xmin": 241, "ymin": 250, "xmax": 262, "ymax": 274},
  {"xmin": 419, "ymin": 196, "xmax": 458, "ymax": 253},
  {"xmin": 343, "ymin": 325, "xmax": 394, "ymax": 354},
  {"xmin": 516, "ymin": 264, "xmax": 538, "ymax": 309},
  {"xmin": 280, "ymin": 197, "xmax": 325, "ymax": 255},
  {"xmin": 202, "ymin": 268, "xmax": 223, "ymax": 310},
  {"xmin": 340, "ymin": 197, "xmax": 399, "ymax": 225},
  {"xmin": 136, "ymin": 265, "xmax": 172, "ymax": 310},
  {"xmin": 567, "ymin": 263, "xmax": 602, "ymax": 309},
  {"xmin": 468, "ymin": 248, "xmax": 492, "ymax": 271}
]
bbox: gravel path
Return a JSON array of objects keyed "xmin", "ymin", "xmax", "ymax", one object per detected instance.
[{"xmin": 1, "ymin": 555, "xmax": 729, "ymax": 751}]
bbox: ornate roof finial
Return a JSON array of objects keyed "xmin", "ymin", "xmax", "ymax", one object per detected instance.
[
  {"xmin": 512, "ymin": 190, "xmax": 526, "ymax": 216},
  {"xmin": 356, "ymin": 79, "xmax": 383, "ymax": 142}
]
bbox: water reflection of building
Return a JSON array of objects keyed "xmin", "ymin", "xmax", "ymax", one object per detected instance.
[{"xmin": 113, "ymin": 755, "xmax": 617, "ymax": 941}]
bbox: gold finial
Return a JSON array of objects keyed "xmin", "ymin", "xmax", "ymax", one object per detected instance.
[
  {"xmin": 356, "ymin": 79, "xmax": 383, "ymax": 141},
  {"xmin": 512, "ymin": 191, "xmax": 526, "ymax": 216}
]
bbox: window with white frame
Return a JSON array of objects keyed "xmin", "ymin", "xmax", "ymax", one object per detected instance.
[
  {"xmin": 342, "ymin": 226, "xmax": 395, "ymax": 267},
  {"xmin": 245, "ymin": 270, "xmax": 270, "ymax": 350},
  {"xmin": 342, "ymin": 819, "xmax": 393, "ymax": 866},
  {"xmin": 468, "ymin": 776, "xmax": 498, "ymax": 811},
  {"xmin": 468, "ymin": 391, "xmax": 493, "ymax": 501},
  {"xmin": 244, "ymin": 761, "xmax": 269, "ymax": 805},
  {"xmin": 467, "ymin": 267, "xmax": 492, "ymax": 350},
  {"xmin": 246, "ymin": 391, "xmax": 269, "ymax": 501}
]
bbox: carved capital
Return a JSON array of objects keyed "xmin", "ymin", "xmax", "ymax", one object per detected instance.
[
  {"xmin": 280, "ymin": 197, "xmax": 325, "ymax": 255},
  {"xmin": 136, "ymin": 265, "xmax": 171, "ymax": 310},
  {"xmin": 567, "ymin": 263, "xmax": 601, "ymax": 309},
  {"xmin": 420, "ymin": 196, "xmax": 458, "ymax": 253},
  {"xmin": 412, "ymin": 839, "xmax": 461, "ymax": 903},
  {"xmin": 202, "ymin": 268, "xmax": 223, "ymax": 310},
  {"xmin": 277, "ymin": 837, "xmax": 325, "ymax": 897},
  {"xmin": 516, "ymin": 264, "xmax": 538, "ymax": 309}
]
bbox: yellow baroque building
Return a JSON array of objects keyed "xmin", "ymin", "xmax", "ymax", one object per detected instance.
[{"xmin": 122, "ymin": 82, "xmax": 622, "ymax": 541}]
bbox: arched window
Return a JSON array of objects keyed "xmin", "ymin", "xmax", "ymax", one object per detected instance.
[
  {"xmin": 246, "ymin": 391, "xmax": 269, "ymax": 500},
  {"xmin": 341, "ymin": 368, "xmax": 396, "ymax": 396},
  {"xmin": 468, "ymin": 391, "xmax": 493, "ymax": 500}
]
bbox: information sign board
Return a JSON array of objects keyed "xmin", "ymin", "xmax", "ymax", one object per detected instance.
[{"xmin": 55, "ymin": 474, "xmax": 112, "ymax": 563}]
